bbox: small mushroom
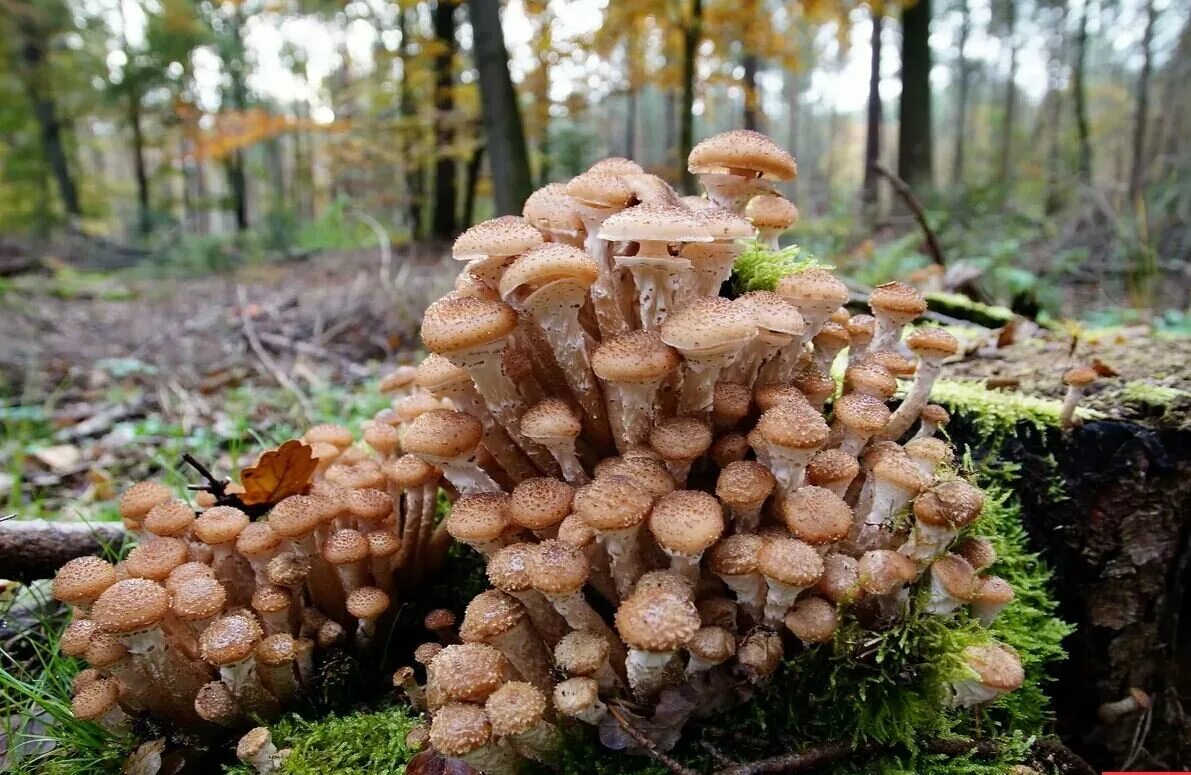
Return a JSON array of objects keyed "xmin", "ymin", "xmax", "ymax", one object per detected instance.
[{"xmin": 1059, "ymin": 365, "xmax": 1098, "ymax": 428}]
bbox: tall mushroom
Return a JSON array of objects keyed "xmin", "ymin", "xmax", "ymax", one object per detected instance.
[
  {"xmin": 687, "ymin": 129, "xmax": 798, "ymax": 214},
  {"xmin": 402, "ymin": 409, "xmax": 502, "ymax": 494},
  {"xmin": 1059, "ymin": 365, "xmax": 1098, "ymax": 429},
  {"xmin": 661, "ymin": 296, "xmax": 757, "ymax": 416},
  {"xmin": 564, "ymin": 170, "xmax": 636, "ymax": 337},
  {"xmin": 520, "ymin": 398, "xmax": 590, "ymax": 484},
  {"xmin": 615, "ymin": 587, "xmax": 701, "ymax": 700},
  {"xmin": 452, "ymin": 215, "xmax": 545, "ymax": 285},
  {"xmin": 868, "ymin": 282, "xmax": 927, "ymax": 351},
  {"xmin": 648, "ymin": 490, "xmax": 725, "ymax": 583},
  {"xmin": 592, "ymin": 330, "xmax": 681, "ymax": 453},
  {"xmin": 572, "ymin": 475, "xmax": 655, "ymax": 599},
  {"xmin": 882, "ymin": 328, "xmax": 960, "ymax": 441}
]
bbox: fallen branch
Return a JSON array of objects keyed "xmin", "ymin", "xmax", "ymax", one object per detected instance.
[
  {"xmin": 0, "ymin": 519, "xmax": 129, "ymax": 582},
  {"xmin": 870, "ymin": 161, "xmax": 945, "ymax": 267}
]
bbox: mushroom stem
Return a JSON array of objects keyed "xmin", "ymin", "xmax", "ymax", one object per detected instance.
[
  {"xmin": 882, "ymin": 361, "xmax": 945, "ymax": 441},
  {"xmin": 762, "ymin": 580, "xmax": 811, "ymax": 626},
  {"xmin": 581, "ymin": 218, "xmax": 631, "ymax": 339},
  {"xmin": 1097, "ymin": 688, "xmax": 1151, "ymax": 723},
  {"xmin": 625, "ymin": 648, "xmax": 677, "ymax": 700},
  {"xmin": 678, "ymin": 353, "xmax": 736, "ymax": 416},
  {"xmin": 600, "ymin": 526, "xmax": 646, "ymax": 600},
  {"xmin": 1059, "ymin": 384, "xmax": 1088, "ymax": 429},
  {"xmin": 606, "ymin": 382, "xmax": 664, "ymax": 453}
]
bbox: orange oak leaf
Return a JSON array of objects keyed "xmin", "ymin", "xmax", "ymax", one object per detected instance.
[{"xmin": 238, "ymin": 439, "xmax": 317, "ymax": 507}]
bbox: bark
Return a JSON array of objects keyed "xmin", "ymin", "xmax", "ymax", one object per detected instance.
[
  {"xmin": 951, "ymin": 0, "xmax": 972, "ymax": 188},
  {"xmin": 227, "ymin": 2, "xmax": 249, "ymax": 231},
  {"xmin": 129, "ymin": 92, "xmax": 151, "ymax": 236},
  {"xmin": 1073, "ymin": 0, "xmax": 1094, "ymax": 186},
  {"xmin": 1128, "ymin": 0, "xmax": 1157, "ymax": 200},
  {"xmin": 468, "ymin": 0, "xmax": 534, "ymax": 215},
  {"xmin": 1044, "ymin": 5, "xmax": 1069, "ymax": 215},
  {"xmin": 399, "ymin": 5, "xmax": 423, "ymax": 238},
  {"xmin": 18, "ymin": 35, "xmax": 81, "ymax": 218},
  {"xmin": 998, "ymin": 0, "xmax": 1019, "ymax": 204},
  {"xmin": 432, "ymin": 0, "xmax": 458, "ymax": 237},
  {"xmin": 742, "ymin": 54, "xmax": 761, "ymax": 131},
  {"xmin": 862, "ymin": 9, "xmax": 884, "ymax": 209},
  {"xmin": 897, "ymin": 0, "xmax": 933, "ymax": 192},
  {"xmin": 680, "ymin": 0, "xmax": 705, "ymax": 193},
  {"xmin": 0, "ymin": 520, "xmax": 129, "ymax": 583},
  {"xmin": 464, "ymin": 141, "xmax": 486, "ymax": 226}
]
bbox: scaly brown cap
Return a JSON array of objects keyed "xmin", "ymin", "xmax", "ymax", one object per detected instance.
[
  {"xmin": 91, "ymin": 578, "xmax": 169, "ymax": 634},
  {"xmin": 72, "ymin": 676, "xmax": 120, "ymax": 721},
  {"xmin": 907, "ymin": 328, "xmax": 960, "ymax": 361},
  {"xmin": 305, "ymin": 423, "xmax": 354, "ymax": 449},
  {"xmin": 598, "ymin": 202, "xmax": 714, "ymax": 244},
  {"xmin": 554, "ymin": 631, "xmax": 611, "ymax": 676},
  {"xmin": 453, "ymin": 215, "xmax": 544, "ymax": 261},
  {"xmin": 615, "ymin": 589, "xmax": 701, "ymax": 652},
  {"xmin": 165, "ymin": 561, "xmax": 215, "ymax": 594},
  {"xmin": 872, "ymin": 453, "xmax": 931, "ymax": 493},
  {"xmin": 346, "ymin": 488, "xmax": 393, "ymax": 524},
  {"xmin": 172, "ymin": 576, "xmax": 227, "ymax": 622},
  {"xmin": 428, "ymin": 643, "xmax": 509, "ymax": 703},
  {"xmin": 790, "ymin": 366, "xmax": 837, "ymax": 406},
  {"xmin": 649, "ymin": 490, "xmax": 724, "ymax": 557},
  {"xmin": 751, "ymin": 403, "xmax": 830, "ymax": 450},
  {"xmin": 322, "ymin": 529, "xmax": 370, "ymax": 565},
  {"xmin": 385, "ymin": 454, "xmax": 440, "ymax": 489},
  {"xmin": 713, "ymin": 381, "xmax": 753, "ymax": 427},
  {"xmin": 143, "ymin": 499, "xmax": 195, "ymax": 537},
  {"xmin": 508, "ymin": 477, "xmax": 574, "ymax": 532},
  {"xmin": 745, "ymin": 194, "xmax": 799, "ymax": 229},
  {"xmin": 430, "ymin": 703, "xmax": 493, "ymax": 757},
  {"xmin": 757, "ymin": 536, "xmax": 824, "ymax": 586},
  {"xmin": 660, "ymin": 296, "xmax": 755, "ymax": 356},
  {"xmin": 486, "ymin": 681, "xmax": 548, "ymax": 737},
  {"xmin": 687, "ymin": 625, "xmax": 736, "ymax": 664},
  {"xmin": 589, "ymin": 156, "xmax": 645, "ymax": 175},
  {"xmin": 347, "ymin": 586, "xmax": 391, "ymax": 619},
  {"xmin": 593, "ymin": 457, "xmax": 675, "ymax": 500},
  {"xmin": 192, "ymin": 506, "xmax": 249, "ymax": 545},
  {"xmin": 522, "ymin": 183, "xmax": 583, "ymax": 236},
  {"xmin": 60, "ymin": 619, "xmax": 100, "ymax": 658},
  {"xmin": 1063, "ymin": 365, "xmax": 1097, "ymax": 387},
  {"xmin": 806, "ymin": 449, "xmax": 860, "ymax": 490},
  {"xmin": 913, "ymin": 480, "xmax": 985, "ymax": 528},
  {"xmin": 565, "ymin": 170, "xmax": 634, "ymax": 209},
  {"xmin": 709, "ymin": 432, "xmax": 750, "ymax": 467},
  {"xmin": 962, "ymin": 643, "xmax": 1024, "ymax": 691},
  {"xmin": 403, "ymin": 409, "xmax": 483, "ymax": 459},
  {"xmin": 53, "ymin": 557, "xmax": 118, "ymax": 606},
  {"xmin": 716, "ymin": 461, "xmax": 776, "ymax": 510},
  {"xmin": 931, "ymin": 554, "xmax": 979, "ymax": 600},
  {"xmin": 236, "ymin": 521, "xmax": 282, "ymax": 558},
  {"xmin": 251, "ymin": 584, "xmax": 291, "ymax": 615},
  {"xmin": 920, "ymin": 404, "xmax": 951, "ymax": 427},
  {"xmin": 817, "ymin": 553, "xmax": 861, "ymax": 603},
  {"xmin": 378, "ymin": 365, "xmax": 417, "ymax": 395},
  {"xmin": 200, "ymin": 613, "xmax": 264, "ymax": 666},
  {"xmin": 708, "ymin": 533, "xmax": 763, "ymax": 576},
  {"xmin": 460, "ymin": 590, "xmax": 527, "ymax": 642},
  {"xmin": 783, "ymin": 486, "xmax": 853, "ymax": 547},
  {"xmin": 527, "ymin": 539, "xmax": 589, "ymax": 596},
  {"xmin": 520, "ymin": 398, "xmax": 582, "ymax": 443},
  {"xmin": 573, "ymin": 475, "xmax": 653, "ymax": 532},
  {"xmin": 415, "ymin": 353, "xmax": 471, "ymax": 394},
  {"xmin": 833, "ymin": 392, "xmax": 891, "ymax": 435},
  {"xmin": 446, "ymin": 493, "xmax": 511, "ymax": 544},
  {"xmin": 591, "ymin": 330, "xmax": 680, "ymax": 383},
  {"xmin": 421, "ymin": 295, "xmax": 518, "ymax": 354},
  {"xmin": 844, "ymin": 363, "xmax": 897, "ymax": 399},
  {"xmin": 119, "ymin": 481, "xmax": 172, "ymax": 521},
  {"xmin": 486, "ymin": 543, "xmax": 535, "ymax": 593},
  {"xmin": 858, "ymin": 550, "xmax": 918, "ymax": 595},
  {"xmin": 775, "ymin": 269, "xmax": 849, "ymax": 312},
  {"xmin": 754, "ymin": 382, "xmax": 812, "ymax": 412},
  {"xmin": 500, "ymin": 243, "xmax": 599, "ymax": 299},
  {"xmin": 783, "ymin": 596, "xmax": 838, "ymax": 643},
  {"xmin": 869, "ymin": 281, "xmax": 927, "ymax": 319},
  {"xmin": 256, "ymin": 633, "xmax": 296, "ymax": 667},
  {"xmin": 954, "ymin": 536, "xmax": 998, "ymax": 571},
  {"xmin": 649, "ymin": 416, "xmax": 713, "ymax": 463},
  {"xmin": 124, "ymin": 537, "xmax": 189, "ymax": 581},
  {"xmin": 845, "ymin": 314, "xmax": 876, "ymax": 346},
  {"xmin": 688, "ymin": 130, "xmax": 798, "ymax": 180}
]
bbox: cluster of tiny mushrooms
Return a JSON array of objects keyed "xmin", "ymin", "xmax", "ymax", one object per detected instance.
[{"xmin": 55, "ymin": 129, "xmax": 1103, "ymax": 774}]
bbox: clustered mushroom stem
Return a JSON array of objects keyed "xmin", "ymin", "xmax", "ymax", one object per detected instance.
[
  {"xmin": 601, "ymin": 528, "xmax": 646, "ymax": 600},
  {"xmin": 1059, "ymin": 383, "xmax": 1088, "ymax": 428},
  {"xmin": 439, "ymin": 458, "xmax": 503, "ymax": 495},
  {"xmin": 883, "ymin": 362, "xmax": 945, "ymax": 441},
  {"xmin": 625, "ymin": 648, "xmax": 676, "ymax": 700},
  {"xmin": 463, "ymin": 356, "xmax": 559, "ymax": 474},
  {"xmin": 607, "ymin": 382, "xmax": 664, "ymax": 453},
  {"xmin": 582, "ymin": 228, "xmax": 631, "ymax": 339}
]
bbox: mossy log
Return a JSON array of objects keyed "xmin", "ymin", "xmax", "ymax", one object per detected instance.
[{"xmin": 936, "ymin": 341, "xmax": 1191, "ymax": 772}]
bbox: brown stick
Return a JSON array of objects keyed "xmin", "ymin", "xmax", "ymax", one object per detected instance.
[
  {"xmin": 870, "ymin": 161, "xmax": 945, "ymax": 267},
  {"xmin": 0, "ymin": 519, "xmax": 129, "ymax": 582},
  {"xmin": 608, "ymin": 703, "xmax": 700, "ymax": 775}
]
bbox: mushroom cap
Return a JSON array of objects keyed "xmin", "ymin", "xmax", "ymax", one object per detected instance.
[
  {"xmin": 446, "ymin": 493, "xmax": 511, "ymax": 544},
  {"xmin": 708, "ymin": 533, "xmax": 763, "ymax": 576},
  {"xmin": 589, "ymin": 156, "xmax": 645, "ymax": 175},
  {"xmin": 236, "ymin": 521, "xmax": 282, "ymax": 558},
  {"xmin": 124, "ymin": 536, "xmax": 190, "ymax": 582},
  {"xmin": 716, "ymin": 461, "xmax": 776, "ymax": 509},
  {"xmin": 906, "ymin": 327, "xmax": 960, "ymax": 360},
  {"xmin": 745, "ymin": 194, "xmax": 800, "ymax": 229},
  {"xmin": 975, "ymin": 575, "xmax": 1015, "ymax": 606},
  {"xmin": 192, "ymin": 505, "xmax": 250, "ymax": 545},
  {"xmin": 565, "ymin": 171, "xmax": 634, "ymax": 209},
  {"xmin": 556, "ymin": 513, "xmax": 597, "ymax": 549},
  {"xmin": 527, "ymin": 539, "xmax": 589, "ymax": 595},
  {"xmin": 737, "ymin": 630, "xmax": 784, "ymax": 676},
  {"xmin": 522, "ymin": 183, "xmax": 584, "ymax": 235},
  {"xmin": 554, "ymin": 676, "xmax": 601, "ymax": 717},
  {"xmin": 143, "ymin": 499, "xmax": 195, "ymax": 537},
  {"xmin": 1063, "ymin": 365, "xmax": 1098, "ymax": 387},
  {"xmin": 236, "ymin": 727, "xmax": 273, "ymax": 761},
  {"xmin": 266, "ymin": 553, "xmax": 310, "ymax": 587},
  {"xmin": 806, "ymin": 449, "xmax": 860, "ymax": 489},
  {"xmin": 172, "ymin": 576, "xmax": 227, "ymax": 621},
  {"xmin": 775, "ymin": 268, "xmax": 849, "ymax": 309},
  {"xmin": 486, "ymin": 543, "xmax": 535, "ymax": 593},
  {"xmin": 119, "ymin": 481, "xmax": 172, "ymax": 521},
  {"xmin": 414, "ymin": 642, "xmax": 445, "ymax": 666},
  {"xmin": 783, "ymin": 596, "xmax": 838, "ymax": 643},
  {"xmin": 454, "ymin": 267, "xmax": 502, "ymax": 300},
  {"xmin": 782, "ymin": 486, "xmax": 853, "ymax": 546},
  {"xmin": 791, "ymin": 366, "xmax": 838, "ymax": 405},
  {"xmin": 754, "ymin": 382, "xmax": 812, "ymax": 412},
  {"xmin": 688, "ymin": 129, "xmax": 798, "ymax": 180},
  {"xmin": 430, "ymin": 702, "xmax": 494, "ymax": 756},
  {"xmin": 305, "ymin": 423, "xmax": 354, "ymax": 449},
  {"xmin": 861, "ymin": 440, "xmax": 906, "ymax": 470},
  {"xmin": 649, "ymin": 416, "xmax": 713, "ymax": 463},
  {"xmin": 914, "ymin": 480, "xmax": 986, "ymax": 528},
  {"xmin": 681, "ymin": 194, "xmax": 712, "ymax": 210},
  {"xmin": 520, "ymin": 398, "xmax": 582, "ymax": 442},
  {"xmin": 53, "ymin": 556, "xmax": 118, "ymax": 606},
  {"xmin": 394, "ymin": 393, "xmax": 445, "ymax": 423},
  {"xmin": 931, "ymin": 554, "xmax": 979, "ymax": 600},
  {"xmin": 403, "ymin": 409, "xmax": 483, "ymax": 459},
  {"xmin": 592, "ymin": 330, "xmax": 681, "ymax": 383},
  {"xmin": 195, "ymin": 680, "xmax": 237, "ymax": 723},
  {"xmin": 421, "ymin": 295, "xmax": 518, "ymax": 354},
  {"xmin": 415, "ymin": 353, "xmax": 472, "ymax": 393},
  {"xmin": 91, "ymin": 578, "xmax": 170, "ymax": 634},
  {"xmin": 428, "ymin": 643, "xmax": 510, "ymax": 703},
  {"xmin": 385, "ymin": 454, "xmax": 440, "ymax": 489},
  {"xmin": 734, "ymin": 291, "xmax": 805, "ymax": 337},
  {"xmin": 346, "ymin": 488, "xmax": 394, "ymax": 523},
  {"xmin": 813, "ymin": 320, "xmax": 850, "ymax": 351},
  {"xmin": 256, "ymin": 633, "xmax": 296, "ymax": 666},
  {"xmin": 200, "ymin": 613, "xmax": 263, "ymax": 666},
  {"xmin": 367, "ymin": 528, "xmax": 401, "ymax": 558},
  {"xmin": 872, "ymin": 453, "xmax": 931, "ymax": 492},
  {"xmin": 817, "ymin": 553, "xmax": 861, "ymax": 603},
  {"xmin": 858, "ymin": 550, "xmax": 918, "ymax": 595},
  {"xmin": 84, "ymin": 631, "xmax": 129, "ymax": 667},
  {"xmin": 962, "ymin": 643, "xmax": 1024, "ymax": 690},
  {"xmin": 751, "ymin": 403, "xmax": 830, "ymax": 450},
  {"xmin": 269, "ymin": 495, "xmax": 333, "ymax": 540},
  {"xmin": 593, "ymin": 457, "xmax": 676, "ymax": 500},
  {"xmin": 649, "ymin": 490, "xmax": 725, "ymax": 556},
  {"xmin": 507, "ymin": 477, "xmax": 573, "ymax": 531},
  {"xmin": 623, "ymin": 172, "xmax": 682, "ymax": 204},
  {"xmin": 460, "ymin": 590, "xmax": 527, "ymax": 641},
  {"xmin": 72, "ymin": 676, "xmax": 120, "ymax": 720},
  {"xmin": 869, "ymin": 281, "xmax": 928, "ymax": 322},
  {"xmin": 863, "ymin": 349, "xmax": 917, "ymax": 378},
  {"xmin": 954, "ymin": 536, "xmax": 998, "ymax": 572},
  {"xmin": 251, "ymin": 584, "xmax": 291, "ymax": 615},
  {"xmin": 573, "ymin": 475, "xmax": 654, "ymax": 532},
  {"xmin": 323, "ymin": 529, "xmax": 370, "ymax": 565},
  {"xmin": 486, "ymin": 681, "xmax": 547, "ymax": 736},
  {"xmin": 687, "ymin": 625, "xmax": 736, "ymax": 664},
  {"xmin": 904, "ymin": 437, "xmax": 954, "ymax": 469},
  {"xmin": 453, "ymin": 215, "xmax": 543, "ymax": 262},
  {"xmin": 500, "ymin": 243, "xmax": 599, "ymax": 299},
  {"xmin": 634, "ymin": 569, "xmax": 695, "ymax": 599},
  {"xmin": 165, "ymin": 561, "xmax": 215, "ymax": 594},
  {"xmin": 378, "ymin": 365, "xmax": 418, "ymax": 394},
  {"xmin": 833, "ymin": 392, "xmax": 892, "ymax": 435},
  {"xmin": 347, "ymin": 586, "xmax": 391, "ymax": 619},
  {"xmin": 363, "ymin": 422, "xmax": 401, "ymax": 454},
  {"xmin": 60, "ymin": 619, "xmax": 100, "ymax": 658},
  {"xmin": 598, "ymin": 202, "xmax": 714, "ymax": 244},
  {"xmin": 844, "ymin": 363, "xmax": 898, "ymax": 399},
  {"xmin": 845, "ymin": 314, "xmax": 876, "ymax": 344},
  {"xmin": 615, "ymin": 589, "xmax": 701, "ymax": 652},
  {"xmin": 554, "ymin": 631, "xmax": 611, "ymax": 676},
  {"xmin": 423, "ymin": 607, "xmax": 456, "ymax": 632},
  {"xmin": 660, "ymin": 296, "xmax": 756, "ymax": 356},
  {"xmin": 920, "ymin": 404, "xmax": 951, "ymax": 426},
  {"xmin": 709, "ymin": 432, "xmax": 751, "ymax": 467},
  {"xmin": 686, "ymin": 206, "xmax": 755, "ymax": 242},
  {"xmin": 697, "ymin": 596, "xmax": 739, "ymax": 630},
  {"xmin": 757, "ymin": 536, "xmax": 824, "ymax": 586},
  {"xmin": 713, "ymin": 381, "xmax": 753, "ymax": 426}
]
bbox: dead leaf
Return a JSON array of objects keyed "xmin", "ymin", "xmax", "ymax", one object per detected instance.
[
  {"xmin": 123, "ymin": 738, "xmax": 165, "ymax": 775},
  {"xmin": 239, "ymin": 439, "xmax": 317, "ymax": 506},
  {"xmin": 32, "ymin": 444, "xmax": 81, "ymax": 473},
  {"xmin": 405, "ymin": 750, "xmax": 478, "ymax": 775},
  {"xmin": 985, "ymin": 376, "xmax": 1021, "ymax": 390},
  {"xmin": 1091, "ymin": 357, "xmax": 1119, "ymax": 378}
]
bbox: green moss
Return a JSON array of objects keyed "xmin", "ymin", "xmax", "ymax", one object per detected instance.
[
  {"xmin": 925, "ymin": 292, "xmax": 1017, "ymax": 327},
  {"xmin": 928, "ymin": 379, "xmax": 1103, "ymax": 435},
  {"xmin": 223, "ymin": 705, "xmax": 421, "ymax": 775},
  {"xmin": 1121, "ymin": 380, "xmax": 1189, "ymax": 406},
  {"xmin": 731, "ymin": 242, "xmax": 830, "ymax": 294}
]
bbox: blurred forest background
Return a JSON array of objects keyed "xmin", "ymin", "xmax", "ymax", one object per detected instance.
[{"xmin": 0, "ymin": 0, "xmax": 1187, "ymax": 323}]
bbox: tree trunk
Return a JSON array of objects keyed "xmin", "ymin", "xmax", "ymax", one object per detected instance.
[
  {"xmin": 468, "ymin": 0, "xmax": 534, "ymax": 215},
  {"xmin": 998, "ymin": 0, "xmax": 1019, "ymax": 206},
  {"xmin": 625, "ymin": 87, "xmax": 638, "ymax": 159},
  {"xmin": 785, "ymin": 65, "xmax": 804, "ymax": 198},
  {"xmin": 432, "ymin": 0, "xmax": 458, "ymax": 237},
  {"xmin": 129, "ymin": 92, "xmax": 151, "ymax": 236},
  {"xmin": 862, "ymin": 9, "xmax": 884, "ymax": 210},
  {"xmin": 742, "ymin": 53, "xmax": 761, "ymax": 131},
  {"xmin": 1044, "ymin": 5, "xmax": 1069, "ymax": 215},
  {"xmin": 464, "ymin": 141, "xmax": 486, "ymax": 226},
  {"xmin": 1073, "ymin": 0, "xmax": 1094, "ymax": 186},
  {"xmin": 1128, "ymin": 0, "xmax": 1157, "ymax": 200},
  {"xmin": 897, "ymin": 0, "xmax": 933, "ymax": 192},
  {"xmin": 399, "ymin": 6, "xmax": 423, "ymax": 238},
  {"xmin": 951, "ymin": 0, "xmax": 971, "ymax": 188},
  {"xmin": 680, "ymin": 0, "xmax": 705, "ymax": 193},
  {"xmin": 19, "ymin": 38, "xmax": 81, "ymax": 218}
]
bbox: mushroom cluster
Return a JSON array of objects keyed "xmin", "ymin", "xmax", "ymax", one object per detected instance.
[{"xmin": 53, "ymin": 129, "xmax": 1025, "ymax": 772}]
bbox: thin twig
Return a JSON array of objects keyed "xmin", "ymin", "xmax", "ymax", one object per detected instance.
[
  {"xmin": 237, "ymin": 285, "xmax": 313, "ymax": 419},
  {"xmin": 181, "ymin": 453, "xmax": 228, "ymax": 498},
  {"xmin": 607, "ymin": 703, "xmax": 699, "ymax": 775},
  {"xmin": 870, "ymin": 161, "xmax": 945, "ymax": 267}
]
